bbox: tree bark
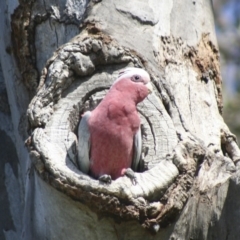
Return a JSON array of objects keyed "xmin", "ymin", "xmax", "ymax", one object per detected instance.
[{"xmin": 1, "ymin": 0, "xmax": 240, "ymax": 239}]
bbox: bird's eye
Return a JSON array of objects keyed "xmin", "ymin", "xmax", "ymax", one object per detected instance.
[{"xmin": 131, "ymin": 75, "xmax": 141, "ymax": 82}]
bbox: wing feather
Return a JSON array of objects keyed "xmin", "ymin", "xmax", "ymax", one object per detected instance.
[
  {"xmin": 132, "ymin": 127, "xmax": 142, "ymax": 171},
  {"xmin": 77, "ymin": 111, "xmax": 91, "ymax": 174}
]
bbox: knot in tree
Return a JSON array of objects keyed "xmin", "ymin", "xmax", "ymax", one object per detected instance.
[{"xmin": 2, "ymin": 1, "xmax": 240, "ymax": 239}]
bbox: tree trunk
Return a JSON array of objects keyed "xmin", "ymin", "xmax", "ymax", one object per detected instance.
[{"xmin": 1, "ymin": 0, "xmax": 240, "ymax": 239}]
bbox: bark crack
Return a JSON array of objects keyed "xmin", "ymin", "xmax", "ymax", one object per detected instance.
[{"xmin": 187, "ymin": 71, "xmax": 195, "ymax": 133}]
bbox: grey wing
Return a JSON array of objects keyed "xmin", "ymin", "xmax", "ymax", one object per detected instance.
[
  {"xmin": 77, "ymin": 111, "xmax": 91, "ymax": 174},
  {"xmin": 132, "ymin": 127, "xmax": 142, "ymax": 171}
]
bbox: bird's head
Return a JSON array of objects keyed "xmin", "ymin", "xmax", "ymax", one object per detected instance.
[{"xmin": 111, "ymin": 68, "xmax": 153, "ymax": 103}]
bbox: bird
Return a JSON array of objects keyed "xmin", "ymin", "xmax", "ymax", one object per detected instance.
[{"xmin": 77, "ymin": 67, "xmax": 152, "ymax": 183}]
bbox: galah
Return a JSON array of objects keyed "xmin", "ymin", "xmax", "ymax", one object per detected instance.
[{"xmin": 77, "ymin": 67, "xmax": 152, "ymax": 183}]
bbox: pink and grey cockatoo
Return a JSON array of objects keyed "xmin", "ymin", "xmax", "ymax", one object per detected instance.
[{"xmin": 77, "ymin": 67, "xmax": 152, "ymax": 183}]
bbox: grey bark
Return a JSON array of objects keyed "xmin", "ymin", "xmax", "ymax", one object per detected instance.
[{"xmin": 1, "ymin": 0, "xmax": 240, "ymax": 240}]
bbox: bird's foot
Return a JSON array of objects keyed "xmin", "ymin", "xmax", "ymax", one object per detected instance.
[
  {"xmin": 99, "ymin": 174, "xmax": 112, "ymax": 184},
  {"xmin": 123, "ymin": 168, "xmax": 137, "ymax": 185}
]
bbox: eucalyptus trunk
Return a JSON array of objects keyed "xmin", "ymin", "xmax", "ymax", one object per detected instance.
[{"xmin": 1, "ymin": 1, "xmax": 239, "ymax": 240}]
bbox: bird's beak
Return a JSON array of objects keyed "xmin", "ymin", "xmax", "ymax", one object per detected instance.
[{"xmin": 146, "ymin": 82, "xmax": 153, "ymax": 94}]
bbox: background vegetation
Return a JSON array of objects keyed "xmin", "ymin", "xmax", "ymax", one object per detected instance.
[{"xmin": 213, "ymin": 0, "xmax": 240, "ymax": 142}]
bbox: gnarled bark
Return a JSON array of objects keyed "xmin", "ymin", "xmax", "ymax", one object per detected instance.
[{"xmin": 1, "ymin": 0, "xmax": 240, "ymax": 239}]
